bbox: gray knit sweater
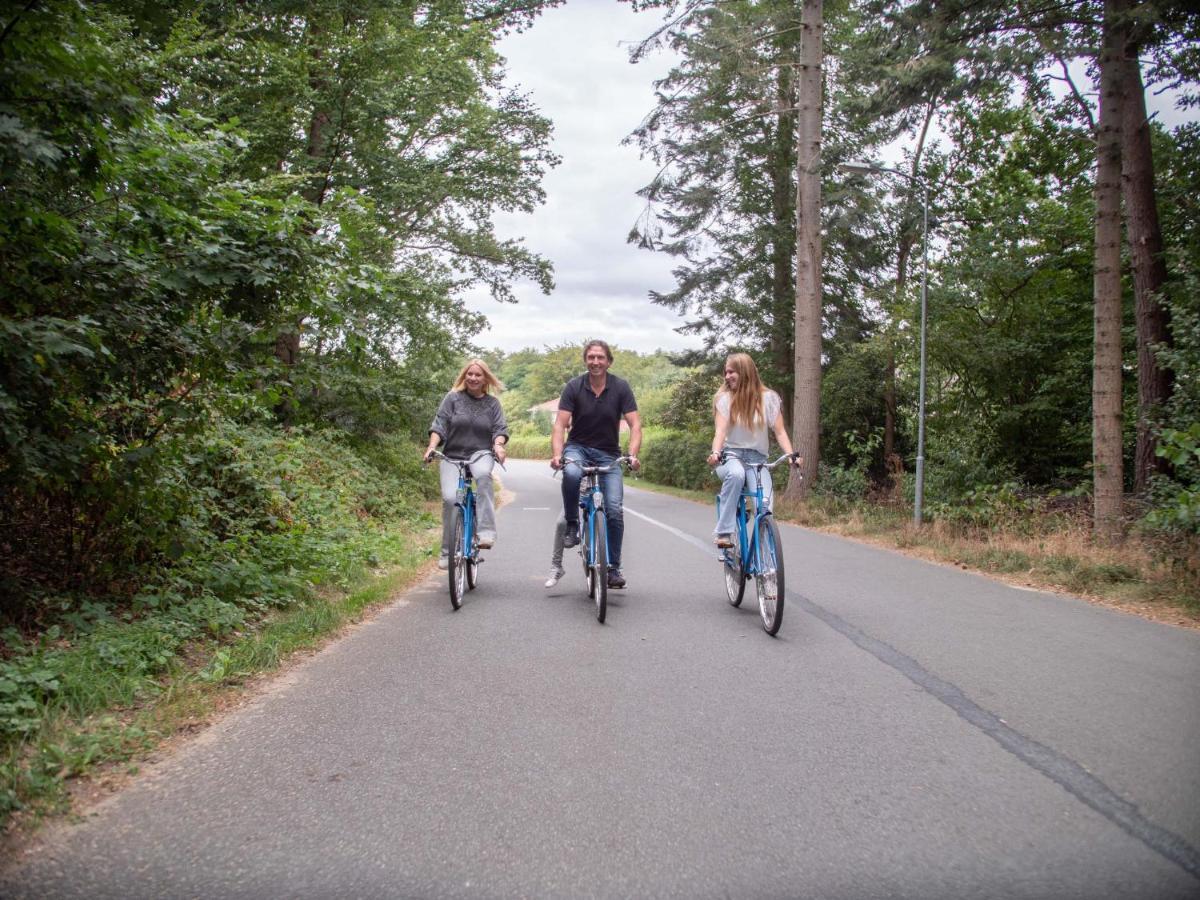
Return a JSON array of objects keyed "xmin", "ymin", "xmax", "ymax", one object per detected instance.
[{"xmin": 428, "ymin": 390, "xmax": 509, "ymax": 459}]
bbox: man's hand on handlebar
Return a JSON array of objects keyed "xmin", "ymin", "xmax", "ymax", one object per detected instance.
[
  {"xmin": 628, "ymin": 455, "xmax": 641, "ymax": 472},
  {"xmin": 549, "ymin": 455, "xmax": 563, "ymax": 471}
]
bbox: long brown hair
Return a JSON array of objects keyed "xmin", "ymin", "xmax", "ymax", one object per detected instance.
[
  {"xmin": 717, "ymin": 353, "xmax": 765, "ymax": 428},
  {"xmin": 451, "ymin": 358, "xmax": 503, "ymax": 395}
]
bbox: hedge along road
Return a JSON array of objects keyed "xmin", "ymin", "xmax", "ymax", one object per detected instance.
[{"xmin": 3, "ymin": 459, "xmax": 1198, "ymax": 899}]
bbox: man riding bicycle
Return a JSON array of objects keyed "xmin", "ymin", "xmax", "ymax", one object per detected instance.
[{"xmin": 550, "ymin": 340, "xmax": 642, "ymax": 590}]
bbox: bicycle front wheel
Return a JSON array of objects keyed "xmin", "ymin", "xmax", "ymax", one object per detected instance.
[
  {"xmin": 723, "ymin": 548, "xmax": 745, "ymax": 607},
  {"xmin": 448, "ymin": 508, "xmax": 466, "ymax": 610},
  {"xmin": 591, "ymin": 510, "xmax": 608, "ymax": 624},
  {"xmin": 755, "ymin": 516, "xmax": 784, "ymax": 635},
  {"xmin": 466, "ymin": 500, "xmax": 479, "ymax": 591}
]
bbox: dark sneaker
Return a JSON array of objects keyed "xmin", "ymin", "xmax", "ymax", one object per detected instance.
[
  {"xmin": 562, "ymin": 525, "xmax": 580, "ymax": 549},
  {"xmin": 607, "ymin": 568, "xmax": 626, "ymax": 589}
]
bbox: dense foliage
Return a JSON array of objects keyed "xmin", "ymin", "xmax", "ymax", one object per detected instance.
[
  {"xmin": 629, "ymin": 0, "xmax": 1200, "ymax": 540},
  {"xmin": 0, "ymin": 0, "xmax": 561, "ymax": 816},
  {"xmin": 1, "ymin": 0, "xmax": 558, "ymax": 629}
]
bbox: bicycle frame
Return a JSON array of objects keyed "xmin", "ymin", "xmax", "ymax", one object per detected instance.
[
  {"xmin": 579, "ymin": 468, "xmax": 607, "ymax": 572},
  {"xmin": 430, "ymin": 449, "xmax": 499, "ymax": 609},
  {"xmin": 715, "ymin": 450, "xmax": 795, "ymax": 635},
  {"xmin": 557, "ymin": 454, "xmax": 630, "ymax": 623},
  {"xmin": 433, "ymin": 451, "xmax": 479, "ymax": 556},
  {"xmin": 718, "ymin": 452, "xmax": 785, "ymax": 572}
]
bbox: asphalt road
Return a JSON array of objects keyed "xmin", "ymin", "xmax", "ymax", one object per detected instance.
[{"xmin": 3, "ymin": 459, "xmax": 1199, "ymax": 899}]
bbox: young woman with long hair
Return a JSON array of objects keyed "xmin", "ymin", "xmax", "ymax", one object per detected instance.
[
  {"xmin": 706, "ymin": 353, "xmax": 801, "ymax": 547},
  {"xmin": 424, "ymin": 359, "xmax": 508, "ymax": 568}
]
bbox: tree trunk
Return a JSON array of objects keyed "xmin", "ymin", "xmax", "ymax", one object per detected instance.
[
  {"xmin": 1120, "ymin": 49, "xmax": 1172, "ymax": 494},
  {"xmin": 770, "ymin": 47, "xmax": 796, "ymax": 426},
  {"xmin": 787, "ymin": 0, "xmax": 823, "ymax": 500},
  {"xmin": 1092, "ymin": 0, "xmax": 1127, "ymax": 542},
  {"xmin": 276, "ymin": 17, "xmax": 335, "ymax": 383}
]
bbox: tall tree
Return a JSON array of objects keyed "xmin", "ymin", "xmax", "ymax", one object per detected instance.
[
  {"xmin": 1120, "ymin": 32, "xmax": 1172, "ymax": 493},
  {"xmin": 789, "ymin": 0, "xmax": 824, "ymax": 497},
  {"xmin": 628, "ymin": 1, "xmax": 801, "ymax": 402},
  {"xmin": 1093, "ymin": 0, "xmax": 1128, "ymax": 541}
]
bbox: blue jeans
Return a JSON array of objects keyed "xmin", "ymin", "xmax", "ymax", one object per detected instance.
[
  {"xmin": 714, "ymin": 449, "xmax": 769, "ymax": 537},
  {"xmin": 562, "ymin": 443, "xmax": 625, "ymax": 570}
]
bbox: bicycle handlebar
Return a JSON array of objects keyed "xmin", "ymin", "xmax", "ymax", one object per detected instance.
[
  {"xmin": 578, "ymin": 454, "xmax": 633, "ymax": 475},
  {"xmin": 551, "ymin": 454, "xmax": 634, "ymax": 479},
  {"xmin": 714, "ymin": 450, "xmax": 801, "ymax": 470},
  {"xmin": 425, "ymin": 448, "xmax": 506, "ymax": 470}
]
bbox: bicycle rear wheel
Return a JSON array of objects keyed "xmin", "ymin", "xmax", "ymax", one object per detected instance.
[
  {"xmin": 723, "ymin": 549, "xmax": 745, "ymax": 607},
  {"xmin": 448, "ymin": 508, "xmax": 466, "ymax": 610},
  {"xmin": 591, "ymin": 510, "xmax": 608, "ymax": 623},
  {"xmin": 755, "ymin": 516, "xmax": 784, "ymax": 635},
  {"xmin": 467, "ymin": 552, "xmax": 479, "ymax": 590}
]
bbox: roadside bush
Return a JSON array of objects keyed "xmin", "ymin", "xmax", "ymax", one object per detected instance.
[
  {"xmin": 813, "ymin": 462, "xmax": 870, "ymax": 503},
  {"xmin": 638, "ymin": 427, "xmax": 711, "ymax": 490},
  {"xmin": 0, "ymin": 421, "xmax": 435, "ymax": 820},
  {"xmin": 506, "ymin": 427, "xmax": 550, "ymax": 459}
]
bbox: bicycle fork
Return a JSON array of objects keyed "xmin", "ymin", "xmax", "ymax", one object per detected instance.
[{"xmin": 586, "ymin": 487, "xmax": 605, "ymax": 567}]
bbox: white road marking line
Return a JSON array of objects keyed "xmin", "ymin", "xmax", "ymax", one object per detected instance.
[{"xmin": 624, "ymin": 506, "xmax": 714, "ymax": 556}]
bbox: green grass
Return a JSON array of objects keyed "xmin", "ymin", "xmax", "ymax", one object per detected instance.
[{"xmin": 0, "ymin": 518, "xmax": 438, "ymax": 833}]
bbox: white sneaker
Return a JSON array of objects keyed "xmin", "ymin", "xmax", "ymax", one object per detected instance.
[
  {"xmin": 437, "ymin": 555, "xmax": 449, "ymax": 570},
  {"xmin": 544, "ymin": 566, "xmax": 565, "ymax": 588},
  {"xmin": 477, "ymin": 533, "xmax": 495, "ymax": 549}
]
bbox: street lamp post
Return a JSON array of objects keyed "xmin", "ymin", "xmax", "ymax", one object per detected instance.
[{"xmin": 839, "ymin": 162, "xmax": 929, "ymax": 526}]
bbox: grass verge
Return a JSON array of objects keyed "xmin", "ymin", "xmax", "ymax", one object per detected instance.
[
  {"xmin": 625, "ymin": 475, "xmax": 1200, "ymax": 627},
  {"xmin": 0, "ymin": 517, "xmax": 438, "ymax": 844}
]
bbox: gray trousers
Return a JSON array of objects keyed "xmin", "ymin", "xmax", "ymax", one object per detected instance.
[
  {"xmin": 439, "ymin": 455, "xmax": 496, "ymax": 556},
  {"xmin": 551, "ymin": 514, "xmax": 567, "ymax": 568}
]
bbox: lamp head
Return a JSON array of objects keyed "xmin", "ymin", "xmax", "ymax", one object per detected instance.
[{"xmin": 839, "ymin": 162, "xmax": 880, "ymax": 176}]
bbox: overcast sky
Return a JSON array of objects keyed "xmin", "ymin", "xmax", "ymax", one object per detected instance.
[{"xmin": 464, "ymin": 1, "xmax": 698, "ymax": 357}]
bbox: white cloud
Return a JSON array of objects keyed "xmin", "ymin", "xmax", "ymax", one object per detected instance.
[{"xmin": 465, "ymin": 1, "xmax": 702, "ymax": 356}]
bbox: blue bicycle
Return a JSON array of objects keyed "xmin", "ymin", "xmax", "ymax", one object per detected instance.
[
  {"xmin": 430, "ymin": 449, "xmax": 499, "ymax": 610},
  {"xmin": 564, "ymin": 455, "xmax": 631, "ymax": 624},
  {"xmin": 715, "ymin": 451, "xmax": 797, "ymax": 636}
]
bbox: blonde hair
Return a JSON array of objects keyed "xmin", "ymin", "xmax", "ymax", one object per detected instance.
[
  {"xmin": 717, "ymin": 353, "xmax": 766, "ymax": 428},
  {"xmin": 451, "ymin": 358, "xmax": 503, "ymax": 395}
]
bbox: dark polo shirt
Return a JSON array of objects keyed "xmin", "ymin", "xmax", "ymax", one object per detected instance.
[{"xmin": 559, "ymin": 373, "xmax": 637, "ymax": 455}]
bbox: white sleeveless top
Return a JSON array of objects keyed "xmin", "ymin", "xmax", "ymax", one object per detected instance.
[{"xmin": 716, "ymin": 389, "xmax": 781, "ymax": 455}]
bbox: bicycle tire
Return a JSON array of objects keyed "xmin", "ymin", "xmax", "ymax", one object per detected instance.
[
  {"xmin": 465, "ymin": 497, "xmax": 479, "ymax": 591},
  {"xmin": 723, "ymin": 548, "xmax": 745, "ymax": 607},
  {"xmin": 582, "ymin": 512, "xmax": 595, "ymax": 599},
  {"xmin": 448, "ymin": 508, "xmax": 466, "ymax": 610},
  {"xmin": 755, "ymin": 516, "xmax": 784, "ymax": 635},
  {"xmin": 593, "ymin": 509, "xmax": 608, "ymax": 624}
]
